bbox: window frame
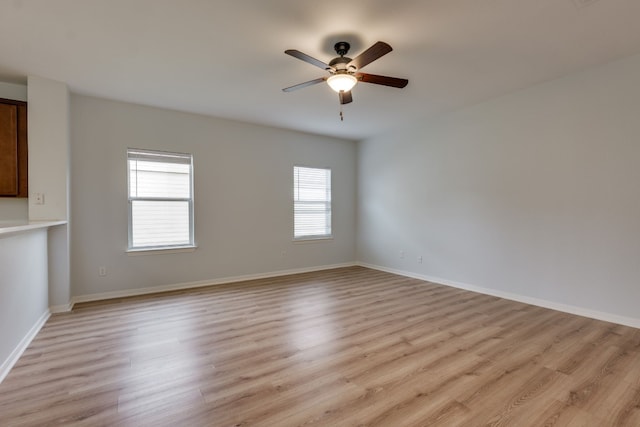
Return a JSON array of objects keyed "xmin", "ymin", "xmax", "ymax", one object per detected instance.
[
  {"xmin": 127, "ymin": 148, "xmax": 195, "ymax": 253},
  {"xmin": 293, "ymin": 165, "xmax": 332, "ymax": 241}
]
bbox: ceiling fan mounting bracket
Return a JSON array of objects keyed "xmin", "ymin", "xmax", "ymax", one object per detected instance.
[{"xmin": 334, "ymin": 41, "xmax": 350, "ymax": 56}]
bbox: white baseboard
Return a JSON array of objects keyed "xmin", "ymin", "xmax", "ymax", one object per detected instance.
[
  {"xmin": 358, "ymin": 262, "xmax": 640, "ymax": 329},
  {"xmin": 72, "ymin": 262, "xmax": 358, "ymax": 306},
  {"xmin": 0, "ymin": 309, "xmax": 50, "ymax": 384}
]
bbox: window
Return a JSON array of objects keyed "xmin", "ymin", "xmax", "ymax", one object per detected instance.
[
  {"xmin": 293, "ymin": 166, "xmax": 332, "ymax": 240},
  {"xmin": 127, "ymin": 148, "xmax": 194, "ymax": 251}
]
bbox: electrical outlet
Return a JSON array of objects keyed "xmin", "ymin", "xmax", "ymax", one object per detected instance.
[
  {"xmin": 417, "ymin": 256, "xmax": 423, "ymax": 264},
  {"xmin": 399, "ymin": 251, "xmax": 405, "ymax": 259},
  {"xmin": 98, "ymin": 266, "xmax": 107, "ymax": 277}
]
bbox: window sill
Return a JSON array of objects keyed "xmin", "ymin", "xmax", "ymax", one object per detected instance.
[
  {"xmin": 126, "ymin": 245, "xmax": 197, "ymax": 256},
  {"xmin": 293, "ymin": 236, "xmax": 333, "ymax": 244}
]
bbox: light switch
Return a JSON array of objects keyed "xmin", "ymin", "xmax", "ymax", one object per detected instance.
[{"xmin": 34, "ymin": 193, "xmax": 45, "ymax": 205}]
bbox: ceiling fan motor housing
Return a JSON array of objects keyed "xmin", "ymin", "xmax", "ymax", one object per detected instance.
[
  {"xmin": 330, "ymin": 42, "xmax": 355, "ymax": 73},
  {"xmin": 329, "ymin": 56, "xmax": 353, "ymax": 72}
]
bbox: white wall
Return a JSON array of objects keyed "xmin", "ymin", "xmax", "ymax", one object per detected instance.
[
  {"xmin": 358, "ymin": 53, "xmax": 640, "ymax": 324},
  {"xmin": 0, "ymin": 81, "xmax": 28, "ymax": 220},
  {"xmin": 0, "ymin": 229, "xmax": 49, "ymax": 380},
  {"xmin": 0, "ymin": 199, "xmax": 27, "ymax": 221},
  {"xmin": 48, "ymin": 224, "xmax": 70, "ymax": 310},
  {"xmin": 0, "ymin": 81, "xmax": 27, "ymax": 102},
  {"xmin": 27, "ymin": 76, "xmax": 70, "ymax": 221},
  {"xmin": 27, "ymin": 76, "xmax": 71, "ymax": 310},
  {"xmin": 70, "ymin": 95, "xmax": 357, "ymax": 298}
]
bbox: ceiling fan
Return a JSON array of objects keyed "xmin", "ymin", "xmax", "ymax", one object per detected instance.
[{"xmin": 282, "ymin": 41, "xmax": 409, "ymax": 108}]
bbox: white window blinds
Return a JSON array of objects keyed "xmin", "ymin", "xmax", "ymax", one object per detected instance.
[
  {"xmin": 293, "ymin": 166, "xmax": 332, "ymax": 239},
  {"xmin": 127, "ymin": 149, "xmax": 194, "ymax": 250}
]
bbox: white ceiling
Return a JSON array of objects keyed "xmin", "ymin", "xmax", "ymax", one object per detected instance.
[{"xmin": 1, "ymin": 0, "xmax": 640, "ymax": 140}]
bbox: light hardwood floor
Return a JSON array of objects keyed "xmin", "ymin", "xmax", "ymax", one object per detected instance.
[{"xmin": 0, "ymin": 266, "xmax": 639, "ymax": 426}]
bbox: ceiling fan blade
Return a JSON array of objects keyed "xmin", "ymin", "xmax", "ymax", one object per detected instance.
[
  {"xmin": 347, "ymin": 41, "xmax": 393, "ymax": 70},
  {"xmin": 339, "ymin": 90, "xmax": 353, "ymax": 105},
  {"xmin": 285, "ymin": 49, "xmax": 333, "ymax": 71},
  {"xmin": 357, "ymin": 73, "xmax": 408, "ymax": 88},
  {"xmin": 282, "ymin": 77, "xmax": 327, "ymax": 92}
]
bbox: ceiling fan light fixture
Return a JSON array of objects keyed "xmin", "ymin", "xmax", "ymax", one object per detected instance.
[{"xmin": 327, "ymin": 73, "xmax": 357, "ymax": 93}]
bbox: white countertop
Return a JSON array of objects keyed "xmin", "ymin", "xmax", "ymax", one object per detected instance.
[{"xmin": 0, "ymin": 220, "xmax": 67, "ymax": 237}]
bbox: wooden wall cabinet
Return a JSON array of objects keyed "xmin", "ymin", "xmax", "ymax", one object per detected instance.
[{"xmin": 0, "ymin": 97, "xmax": 28, "ymax": 197}]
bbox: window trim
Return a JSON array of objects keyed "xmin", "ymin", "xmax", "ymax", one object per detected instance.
[
  {"xmin": 293, "ymin": 165, "xmax": 332, "ymax": 241},
  {"xmin": 127, "ymin": 148, "xmax": 195, "ymax": 252}
]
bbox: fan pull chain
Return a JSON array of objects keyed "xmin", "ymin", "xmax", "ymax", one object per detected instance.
[{"xmin": 340, "ymin": 105, "xmax": 344, "ymax": 121}]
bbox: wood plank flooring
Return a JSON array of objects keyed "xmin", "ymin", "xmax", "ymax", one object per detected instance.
[{"xmin": 1, "ymin": 266, "xmax": 639, "ymax": 426}]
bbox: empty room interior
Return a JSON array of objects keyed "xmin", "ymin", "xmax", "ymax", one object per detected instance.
[{"xmin": 1, "ymin": 0, "xmax": 640, "ymax": 425}]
